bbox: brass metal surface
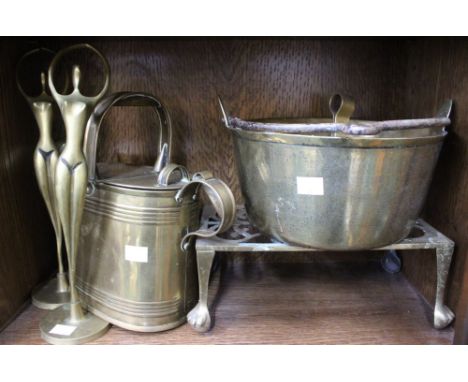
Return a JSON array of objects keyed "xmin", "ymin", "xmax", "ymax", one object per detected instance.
[
  {"xmin": 31, "ymin": 275, "xmax": 70, "ymax": 310},
  {"xmin": 40, "ymin": 44, "xmax": 110, "ymax": 344},
  {"xmin": 39, "ymin": 303, "xmax": 109, "ymax": 345},
  {"xmin": 76, "ymin": 92, "xmax": 235, "ymax": 332},
  {"xmin": 177, "ymin": 171, "xmax": 236, "ymax": 251},
  {"xmin": 188, "ymin": 206, "xmax": 455, "ymax": 332},
  {"xmin": 16, "ymin": 48, "xmax": 70, "ymax": 309},
  {"xmin": 85, "ymin": 91, "xmax": 173, "ymax": 180},
  {"xmin": 329, "ymin": 93, "xmax": 355, "ymax": 123},
  {"xmin": 77, "ymin": 170, "xmax": 202, "ymax": 332},
  {"xmin": 220, "ymin": 95, "xmax": 452, "ymax": 250}
]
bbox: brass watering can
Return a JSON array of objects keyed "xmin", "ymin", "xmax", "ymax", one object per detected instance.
[{"xmin": 76, "ymin": 92, "xmax": 235, "ymax": 332}]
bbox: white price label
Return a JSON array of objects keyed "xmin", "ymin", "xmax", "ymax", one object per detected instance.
[
  {"xmin": 296, "ymin": 177, "xmax": 324, "ymax": 195},
  {"xmin": 49, "ymin": 324, "xmax": 77, "ymax": 336},
  {"xmin": 125, "ymin": 245, "xmax": 148, "ymax": 263}
]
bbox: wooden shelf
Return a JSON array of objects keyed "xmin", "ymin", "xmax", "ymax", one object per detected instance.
[
  {"xmin": 2, "ymin": 37, "xmax": 466, "ymax": 343},
  {"xmin": 0, "ymin": 256, "xmax": 454, "ymax": 345}
]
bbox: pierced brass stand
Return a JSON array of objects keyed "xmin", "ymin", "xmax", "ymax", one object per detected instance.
[
  {"xmin": 188, "ymin": 206, "xmax": 455, "ymax": 333},
  {"xmin": 17, "ymin": 49, "xmax": 70, "ymax": 310},
  {"xmin": 39, "ymin": 44, "xmax": 110, "ymax": 344}
]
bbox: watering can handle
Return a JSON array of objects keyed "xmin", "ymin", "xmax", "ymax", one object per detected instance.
[
  {"xmin": 175, "ymin": 172, "xmax": 236, "ymax": 251},
  {"xmin": 85, "ymin": 91, "xmax": 173, "ymax": 182}
]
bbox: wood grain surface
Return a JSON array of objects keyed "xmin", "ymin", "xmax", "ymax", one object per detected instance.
[
  {"xmin": 50, "ymin": 37, "xmax": 408, "ymax": 202},
  {"xmin": 0, "ymin": 256, "xmax": 454, "ymax": 345},
  {"xmin": 397, "ymin": 38, "xmax": 468, "ymax": 344}
]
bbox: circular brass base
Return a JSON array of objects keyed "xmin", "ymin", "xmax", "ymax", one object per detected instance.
[
  {"xmin": 40, "ymin": 304, "xmax": 110, "ymax": 345},
  {"xmin": 32, "ymin": 277, "xmax": 70, "ymax": 310}
]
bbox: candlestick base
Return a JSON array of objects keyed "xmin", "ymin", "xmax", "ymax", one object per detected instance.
[
  {"xmin": 32, "ymin": 274, "xmax": 70, "ymax": 310},
  {"xmin": 40, "ymin": 303, "xmax": 110, "ymax": 345}
]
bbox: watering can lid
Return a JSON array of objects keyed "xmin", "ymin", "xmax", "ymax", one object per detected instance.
[{"xmin": 95, "ymin": 163, "xmax": 190, "ymax": 191}]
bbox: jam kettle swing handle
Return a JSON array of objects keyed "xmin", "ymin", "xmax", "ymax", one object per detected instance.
[
  {"xmin": 329, "ymin": 94, "xmax": 355, "ymax": 123},
  {"xmin": 175, "ymin": 172, "xmax": 236, "ymax": 251}
]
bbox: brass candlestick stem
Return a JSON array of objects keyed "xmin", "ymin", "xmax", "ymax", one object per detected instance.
[
  {"xmin": 16, "ymin": 49, "xmax": 70, "ymax": 309},
  {"xmin": 39, "ymin": 44, "xmax": 111, "ymax": 344}
]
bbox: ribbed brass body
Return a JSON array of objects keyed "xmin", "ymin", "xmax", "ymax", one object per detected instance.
[{"xmin": 76, "ymin": 171, "xmax": 200, "ymax": 332}]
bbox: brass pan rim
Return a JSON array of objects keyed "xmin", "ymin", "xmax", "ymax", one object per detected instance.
[{"xmin": 230, "ymin": 126, "xmax": 446, "ymax": 148}]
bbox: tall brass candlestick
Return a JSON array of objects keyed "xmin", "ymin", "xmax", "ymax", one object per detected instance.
[
  {"xmin": 39, "ymin": 44, "xmax": 111, "ymax": 345},
  {"xmin": 16, "ymin": 49, "xmax": 70, "ymax": 309}
]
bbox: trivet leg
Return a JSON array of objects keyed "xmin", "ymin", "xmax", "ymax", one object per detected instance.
[
  {"xmin": 434, "ymin": 245, "xmax": 455, "ymax": 329},
  {"xmin": 187, "ymin": 248, "xmax": 216, "ymax": 332}
]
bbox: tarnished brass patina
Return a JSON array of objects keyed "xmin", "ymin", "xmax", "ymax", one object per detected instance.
[
  {"xmin": 188, "ymin": 206, "xmax": 455, "ymax": 332},
  {"xmin": 39, "ymin": 44, "xmax": 110, "ymax": 345},
  {"xmin": 16, "ymin": 49, "xmax": 70, "ymax": 309},
  {"xmin": 75, "ymin": 92, "xmax": 236, "ymax": 332},
  {"xmin": 220, "ymin": 95, "xmax": 452, "ymax": 250}
]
